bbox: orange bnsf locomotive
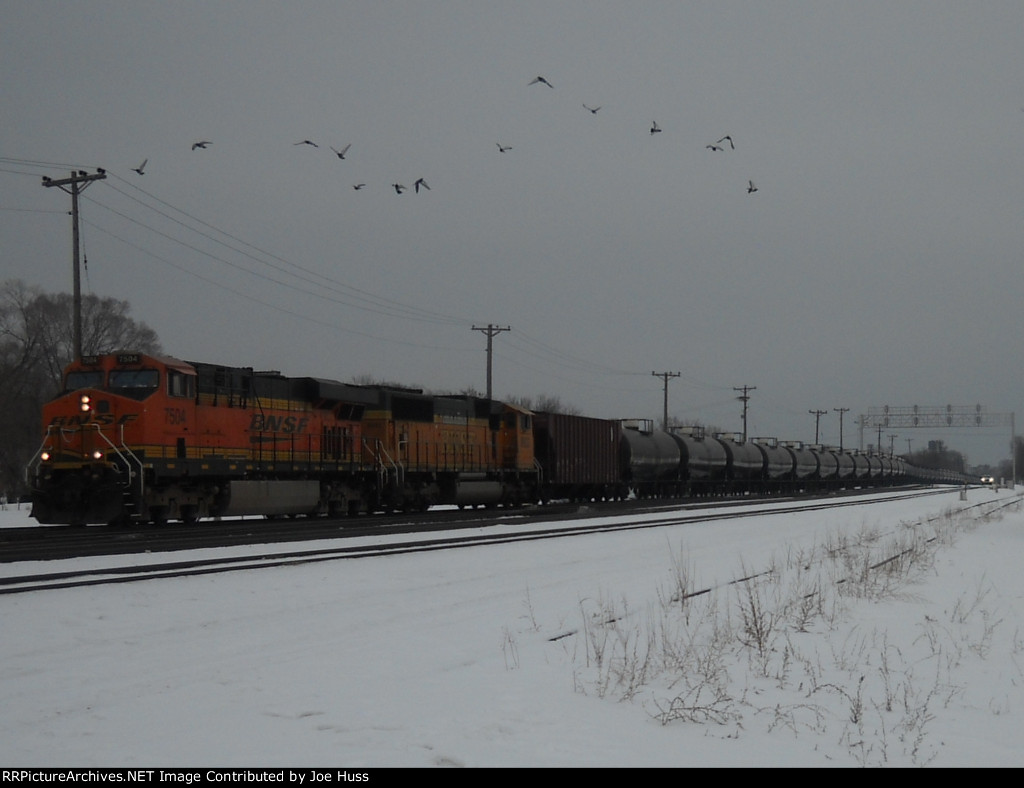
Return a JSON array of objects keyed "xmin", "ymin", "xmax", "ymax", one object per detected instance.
[{"xmin": 27, "ymin": 352, "xmax": 537, "ymax": 525}]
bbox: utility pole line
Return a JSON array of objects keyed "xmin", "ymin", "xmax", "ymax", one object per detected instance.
[
  {"xmin": 834, "ymin": 407, "xmax": 850, "ymax": 451},
  {"xmin": 651, "ymin": 371, "xmax": 680, "ymax": 430},
  {"xmin": 808, "ymin": 409, "xmax": 827, "ymax": 444},
  {"xmin": 42, "ymin": 168, "xmax": 107, "ymax": 361},
  {"xmin": 734, "ymin": 385, "xmax": 756, "ymax": 442},
  {"xmin": 471, "ymin": 324, "xmax": 510, "ymax": 401}
]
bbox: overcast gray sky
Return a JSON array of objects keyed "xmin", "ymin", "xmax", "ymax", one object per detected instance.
[{"xmin": 2, "ymin": 1, "xmax": 1022, "ymax": 465}]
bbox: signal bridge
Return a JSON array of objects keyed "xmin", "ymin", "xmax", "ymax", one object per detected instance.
[
  {"xmin": 859, "ymin": 405, "xmax": 1016, "ymax": 480},
  {"xmin": 862, "ymin": 404, "xmax": 1012, "ymax": 429}
]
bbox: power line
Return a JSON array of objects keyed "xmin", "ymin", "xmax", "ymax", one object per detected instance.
[
  {"xmin": 80, "ymin": 217, "xmax": 472, "ymax": 352},
  {"xmin": 6, "ymin": 156, "xmax": 744, "ymax": 405},
  {"xmin": 93, "ymin": 178, "xmax": 464, "ymax": 326}
]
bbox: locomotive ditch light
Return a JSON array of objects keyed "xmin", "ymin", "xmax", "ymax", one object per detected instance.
[
  {"xmin": 91, "ymin": 450, "xmax": 104, "ymax": 460},
  {"xmin": 40, "ymin": 451, "xmax": 51, "ymax": 461}
]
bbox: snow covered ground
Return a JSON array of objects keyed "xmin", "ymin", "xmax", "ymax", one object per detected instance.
[{"xmin": 2, "ymin": 486, "xmax": 1023, "ymax": 768}]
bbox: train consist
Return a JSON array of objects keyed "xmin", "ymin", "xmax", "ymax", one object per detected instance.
[{"xmin": 27, "ymin": 352, "xmax": 957, "ymax": 526}]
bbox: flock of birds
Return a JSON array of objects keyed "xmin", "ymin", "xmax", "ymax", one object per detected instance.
[
  {"xmin": 128, "ymin": 75, "xmax": 759, "ymax": 196},
  {"xmin": 520, "ymin": 76, "xmax": 758, "ymax": 195},
  {"xmin": 130, "ymin": 137, "xmax": 431, "ymax": 195}
]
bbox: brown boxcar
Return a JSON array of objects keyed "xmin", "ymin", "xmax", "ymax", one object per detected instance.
[{"xmin": 532, "ymin": 411, "xmax": 624, "ymax": 502}]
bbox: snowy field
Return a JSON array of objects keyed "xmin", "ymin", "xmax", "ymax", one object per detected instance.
[{"xmin": 2, "ymin": 486, "xmax": 1023, "ymax": 768}]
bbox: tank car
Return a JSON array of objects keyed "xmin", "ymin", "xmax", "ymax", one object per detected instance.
[
  {"xmin": 850, "ymin": 451, "xmax": 872, "ymax": 484},
  {"xmin": 619, "ymin": 419, "xmax": 685, "ymax": 498},
  {"xmin": 668, "ymin": 426, "xmax": 727, "ymax": 497},
  {"xmin": 751, "ymin": 437, "xmax": 796, "ymax": 494},
  {"xmin": 716, "ymin": 433, "xmax": 766, "ymax": 494},
  {"xmin": 865, "ymin": 452, "xmax": 884, "ymax": 483},
  {"xmin": 833, "ymin": 448, "xmax": 856, "ymax": 486},
  {"xmin": 810, "ymin": 445, "xmax": 839, "ymax": 488},
  {"xmin": 889, "ymin": 455, "xmax": 907, "ymax": 483},
  {"xmin": 783, "ymin": 441, "xmax": 820, "ymax": 492}
]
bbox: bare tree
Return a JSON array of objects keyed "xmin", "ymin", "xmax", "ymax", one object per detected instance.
[
  {"xmin": 21, "ymin": 288, "xmax": 161, "ymax": 393},
  {"xmin": 505, "ymin": 394, "xmax": 581, "ymax": 415},
  {"xmin": 0, "ymin": 280, "xmax": 161, "ymax": 496}
]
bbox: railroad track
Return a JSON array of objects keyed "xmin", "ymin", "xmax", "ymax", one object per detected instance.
[
  {"xmin": 0, "ymin": 487, "xmax": 954, "ymax": 595},
  {"xmin": 0, "ymin": 485, "xmax": 935, "ymax": 564}
]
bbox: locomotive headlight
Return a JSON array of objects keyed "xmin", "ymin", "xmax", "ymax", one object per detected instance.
[{"xmin": 80, "ymin": 394, "xmax": 92, "ymax": 412}]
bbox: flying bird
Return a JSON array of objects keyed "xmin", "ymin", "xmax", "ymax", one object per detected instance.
[
  {"xmin": 191, "ymin": 141, "xmax": 212, "ymax": 150},
  {"xmin": 497, "ymin": 143, "xmax": 512, "ymax": 152},
  {"xmin": 132, "ymin": 159, "xmax": 147, "ymax": 175},
  {"xmin": 706, "ymin": 144, "xmax": 723, "ymax": 152},
  {"xmin": 330, "ymin": 144, "xmax": 352, "ymax": 160},
  {"xmin": 717, "ymin": 135, "xmax": 735, "ymax": 150},
  {"xmin": 392, "ymin": 183, "xmax": 407, "ymax": 194},
  {"xmin": 747, "ymin": 180, "xmax": 758, "ymax": 194},
  {"xmin": 529, "ymin": 76, "xmax": 554, "ymax": 88},
  {"xmin": 353, "ymin": 183, "xmax": 366, "ymax": 190},
  {"xmin": 414, "ymin": 178, "xmax": 430, "ymax": 193},
  {"xmin": 650, "ymin": 121, "xmax": 662, "ymax": 135},
  {"xmin": 582, "ymin": 104, "xmax": 601, "ymax": 114},
  {"xmin": 294, "ymin": 140, "xmax": 318, "ymax": 147}
]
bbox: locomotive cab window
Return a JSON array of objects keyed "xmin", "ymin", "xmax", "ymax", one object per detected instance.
[
  {"xmin": 64, "ymin": 370, "xmax": 105, "ymax": 392},
  {"xmin": 108, "ymin": 368, "xmax": 160, "ymax": 399},
  {"xmin": 167, "ymin": 370, "xmax": 195, "ymax": 399}
]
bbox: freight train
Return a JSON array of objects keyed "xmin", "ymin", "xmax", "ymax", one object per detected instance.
[{"xmin": 26, "ymin": 352, "xmax": 956, "ymax": 526}]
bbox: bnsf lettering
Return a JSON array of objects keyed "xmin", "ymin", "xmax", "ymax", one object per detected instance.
[
  {"xmin": 49, "ymin": 414, "xmax": 138, "ymax": 427},
  {"xmin": 165, "ymin": 407, "xmax": 188, "ymax": 425},
  {"xmin": 249, "ymin": 414, "xmax": 310, "ymax": 434}
]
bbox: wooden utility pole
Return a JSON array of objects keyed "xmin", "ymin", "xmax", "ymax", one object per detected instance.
[
  {"xmin": 809, "ymin": 409, "xmax": 827, "ymax": 444},
  {"xmin": 834, "ymin": 406, "xmax": 850, "ymax": 451},
  {"xmin": 734, "ymin": 385, "xmax": 756, "ymax": 442},
  {"xmin": 471, "ymin": 324, "xmax": 510, "ymax": 400},
  {"xmin": 652, "ymin": 371, "xmax": 680, "ymax": 430},
  {"xmin": 42, "ymin": 169, "xmax": 107, "ymax": 360}
]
